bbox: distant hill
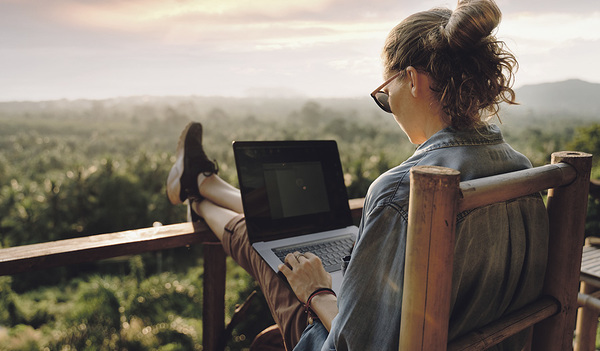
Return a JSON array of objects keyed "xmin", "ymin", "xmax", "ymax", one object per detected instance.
[
  {"xmin": 1, "ymin": 79, "xmax": 599, "ymax": 122},
  {"xmin": 513, "ymin": 79, "xmax": 600, "ymax": 117}
]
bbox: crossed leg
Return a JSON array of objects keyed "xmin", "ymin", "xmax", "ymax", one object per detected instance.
[
  {"xmin": 192, "ymin": 174, "xmax": 243, "ymax": 239},
  {"xmin": 190, "ymin": 174, "xmax": 308, "ymax": 350}
]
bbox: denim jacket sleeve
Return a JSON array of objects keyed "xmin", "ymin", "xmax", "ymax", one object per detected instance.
[{"xmin": 325, "ymin": 202, "xmax": 409, "ymax": 351}]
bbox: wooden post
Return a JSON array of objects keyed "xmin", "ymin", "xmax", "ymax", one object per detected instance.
[
  {"xmin": 399, "ymin": 166, "xmax": 461, "ymax": 350},
  {"xmin": 532, "ymin": 151, "xmax": 592, "ymax": 351},
  {"xmin": 575, "ymin": 282, "xmax": 600, "ymax": 351},
  {"xmin": 203, "ymin": 242, "xmax": 227, "ymax": 351}
]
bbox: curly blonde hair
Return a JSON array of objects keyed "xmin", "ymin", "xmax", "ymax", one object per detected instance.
[{"xmin": 382, "ymin": 0, "xmax": 518, "ymax": 130}]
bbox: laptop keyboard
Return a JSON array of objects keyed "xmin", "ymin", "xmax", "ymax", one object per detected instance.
[{"xmin": 272, "ymin": 235, "xmax": 355, "ymax": 273}]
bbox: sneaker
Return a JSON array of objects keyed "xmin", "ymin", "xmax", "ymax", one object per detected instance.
[{"xmin": 166, "ymin": 122, "xmax": 218, "ymax": 205}]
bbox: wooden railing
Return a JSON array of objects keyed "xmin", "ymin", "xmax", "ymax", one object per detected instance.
[{"xmin": 0, "ymin": 198, "xmax": 365, "ymax": 351}]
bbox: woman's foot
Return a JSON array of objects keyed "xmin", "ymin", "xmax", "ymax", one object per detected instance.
[{"xmin": 166, "ymin": 122, "xmax": 218, "ymax": 205}]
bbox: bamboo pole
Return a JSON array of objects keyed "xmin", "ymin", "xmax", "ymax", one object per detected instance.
[
  {"xmin": 578, "ymin": 291, "xmax": 600, "ymax": 311},
  {"xmin": 532, "ymin": 151, "xmax": 593, "ymax": 351},
  {"xmin": 574, "ymin": 284, "xmax": 600, "ymax": 351},
  {"xmin": 459, "ymin": 163, "xmax": 575, "ymax": 212},
  {"xmin": 399, "ymin": 165, "xmax": 461, "ymax": 350}
]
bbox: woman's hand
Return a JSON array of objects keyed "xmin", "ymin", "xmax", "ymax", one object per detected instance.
[
  {"xmin": 279, "ymin": 251, "xmax": 339, "ymax": 331},
  {"xmin": 278, "ymin": 251, "xmax": 332, "ymax": 303}
]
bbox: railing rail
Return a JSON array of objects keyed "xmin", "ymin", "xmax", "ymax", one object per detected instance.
[{"xmin": 0, "ymin": 222, "xmax": 216, "ymax": 276}]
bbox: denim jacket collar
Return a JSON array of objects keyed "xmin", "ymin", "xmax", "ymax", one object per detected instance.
[{"xmin": 414, "ymin": 123, "xmax": 504, "ymax": 155}]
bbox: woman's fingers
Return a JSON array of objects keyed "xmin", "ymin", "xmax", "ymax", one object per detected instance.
[
  {"xmin": 284, "ymin": 251, "xmax": 310, "ymax": 266},
  {"xmin": 278, "ymin": 262, "xmax": 292, "ymax": 276},
  {"xmin": 283, "ymin": 251, "xmax": 326, "ymax": 271},
  {"xmin": 303, "ymin": 252, "xmax": 320, "ymax": 262}
]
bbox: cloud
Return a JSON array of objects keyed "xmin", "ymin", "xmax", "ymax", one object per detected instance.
[
  {"xmin": 0, "ymin": 0, "xmax": 399, "ymax": 53},
  {"xmin": 497, "ymin": 11, "xmax": 600, "ymax": 87},
  {"xmin": 498, "ymin": 0, "xmax": 600, "ymax": 15},
  {"xmin": 513, "ymin": 37, "xmax": 600, "ymax": 87},
  {"xmin": 48, "ymin": 0, "xmax": 383, "ymax": 32},
  {"xmin": 499, "ymin": 12, "xmax": 600, "ymax": 52},
  {"xmin": 1, "ymin": 0, "xmax": 599, "ymax": 100}
]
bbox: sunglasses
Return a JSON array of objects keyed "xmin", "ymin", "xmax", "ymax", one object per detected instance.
[{"xmin": 370, "ymin": 71, "xmax": 403, "ymax": 113}]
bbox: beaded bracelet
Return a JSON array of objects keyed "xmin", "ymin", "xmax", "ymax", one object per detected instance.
[{"xmin": 304, "ymin": 288, "xmax": 336, "ymax": 323}]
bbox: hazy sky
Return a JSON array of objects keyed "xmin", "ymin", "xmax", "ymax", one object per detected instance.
[{"xmin": 1, "ymin": 0, "xmax": 599, "ymax": 101}]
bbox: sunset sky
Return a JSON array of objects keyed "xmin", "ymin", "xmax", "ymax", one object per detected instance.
[{"xmin": 1, "ymin": 0, "xmax": 599, "ymax": 101}]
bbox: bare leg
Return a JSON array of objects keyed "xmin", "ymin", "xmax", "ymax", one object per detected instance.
[
  {"xmin": 192, "ymin": 199, "xmax": 237, "ymax": 240},
  {"xmin": 198, "ymin": 174, "xmax": 243, "ymax": 214},
  {"xmin": 190, "ymin": 174, "xmax": 243, "ymax": 240}
]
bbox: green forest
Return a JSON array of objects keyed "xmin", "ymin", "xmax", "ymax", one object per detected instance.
[{"xmin": 1, "ymin": 96, "xmax": 599, "ymax": 350}]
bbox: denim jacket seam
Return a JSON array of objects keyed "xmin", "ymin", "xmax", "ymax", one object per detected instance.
[
  {"xmin": 385, "ymin": 158, "xmax": 427, "ymax": 221},
  {"xmin": 416, "ymin": 137, "xmax": 504, "ymax": 155},
  {"xmin": 387, "ymin": 168, "xmax": 410, "ymax": 204},
  {"xmin": 366, "ymin": 201, "xmax": 408, "ymax": 223},
  {"xmin": 384, "ymin": 157, "xmax": 423, "ymax": 211}
]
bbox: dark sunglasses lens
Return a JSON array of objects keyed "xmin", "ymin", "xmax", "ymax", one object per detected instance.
[{"xmin": 375, "ymin": 92, "xmax": 391, "ymax": 113}]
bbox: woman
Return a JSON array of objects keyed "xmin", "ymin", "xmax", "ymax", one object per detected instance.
[{"xmin": 166, "ymin": 0, "xmax": 549, "ymax": 350}]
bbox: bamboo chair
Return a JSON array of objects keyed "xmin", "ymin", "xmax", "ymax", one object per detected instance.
[{"xmin": 400, "ymin": 151, "xmax": 592, "ymax": 351}]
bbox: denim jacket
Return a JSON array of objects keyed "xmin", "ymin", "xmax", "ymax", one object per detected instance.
[{"xmin": 294, "ymin": 124, "xmax": 549, "ymax": 351}]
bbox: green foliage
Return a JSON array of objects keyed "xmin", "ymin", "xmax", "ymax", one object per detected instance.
[
  {"xmin": 1, "ymin": 153, "xmax": 183, "ymax": 248},
  {"xmin": 2, "ymin": 270, "xmax": 207, "ymax": 350},
  {"xmin": 52, "ymin": 278, "xmax": 122, "ymax": 350},
  {"xmin": 127, "ymin": 272, "xmax": 202, "ymax": 325},
  {"xmin": 0, "ymin": 276, "xmax": 19, "ymax": 326},
  {"xmin": 500, "ymin": 115, "xmax": 579, "ymax": 166},
  {"xmin": 587, "ymin": 196, "xmax": 600, "ymax": 237},
  {"xmin": 567, "ymin": 124, "xmax": 600, "ymax": 167},
  {"xmin": 1, "ymin": 97, "xmax": 598, "ymax": 350},
  {"xmin": 0, "ymin": 324, "xmax": 42, "ymax": 351},
  {"xmin": 567, "ymin": 124, "xmax": 600, "ymax": 236}
]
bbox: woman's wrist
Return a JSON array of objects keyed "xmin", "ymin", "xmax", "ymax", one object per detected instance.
[
  {"xmin": 307, "ymin": 292, "xmax": 338, "ymax": 331},
  {"xmin": 310, "ymin": 291, "xmax": 337, "ymax": 307},
  {"xmin": 304, "ymin": 288, "xmax": 335, "ymax": 315},
  {"xmin": 305, "ymin": 288, "xmax": 335, "ymax": 305}
]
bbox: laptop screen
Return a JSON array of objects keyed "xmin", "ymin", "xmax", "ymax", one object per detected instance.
[{"xmin": 233, "ymin": 140, "xmax": 353, "ymax": 243}]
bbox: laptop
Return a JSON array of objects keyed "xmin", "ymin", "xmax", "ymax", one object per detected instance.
[{"xmin": 233, "ymin": 140, "xmax": 358, "ymax": 294}]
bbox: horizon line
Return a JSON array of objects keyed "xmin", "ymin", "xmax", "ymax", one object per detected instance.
[{"xmin": 0, "ymin": 78, "xmax": 596, "ymax": 104}]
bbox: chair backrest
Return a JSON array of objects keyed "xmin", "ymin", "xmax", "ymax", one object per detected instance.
[{"xmin": 399, "ymin": 151, "xmax": 593, "ymax": 351}]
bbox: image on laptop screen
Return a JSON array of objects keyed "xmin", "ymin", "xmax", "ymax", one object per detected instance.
[{"xmin": 264, "ymin": 161, "xmax": 331, "ymax": 219}]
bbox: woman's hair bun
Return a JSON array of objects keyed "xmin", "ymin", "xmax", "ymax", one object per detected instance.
[{"xmin": 443, "ymin": 0, "xmax": 501, "ymax": 52}]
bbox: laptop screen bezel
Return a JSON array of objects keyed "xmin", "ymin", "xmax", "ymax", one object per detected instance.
[{"xmin": 233, "ymin": 140, "xmax": 353, "ymax": 244}]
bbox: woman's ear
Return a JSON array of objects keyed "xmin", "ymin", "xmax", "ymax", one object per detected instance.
[{"xmin": 405, "ymin": 66, "xmax": 419, "ymax": 98}]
